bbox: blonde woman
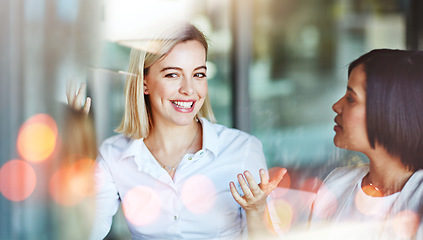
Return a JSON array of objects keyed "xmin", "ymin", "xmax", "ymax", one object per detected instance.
[{"xmin": 68, "ymin": 23, "xmax": 285, "ymax": 239}]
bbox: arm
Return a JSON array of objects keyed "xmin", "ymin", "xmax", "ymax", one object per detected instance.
[
  {"xmin": 89, "ymin": 150, "xmax": 120, "ymax": 240},
  {"xmin": 230, "ymin": 168, "xmax": 287, "ymax": 239}
]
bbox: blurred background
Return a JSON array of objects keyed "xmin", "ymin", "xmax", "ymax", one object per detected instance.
[{"xmin": 0, "ymin": 0, "xmax": 422, "ymax": 239}]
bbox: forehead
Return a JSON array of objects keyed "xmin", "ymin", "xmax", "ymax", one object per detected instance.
[
  {"xmin": 155, "ymin": 40, "xmax": 206, "ymax": 67},
  {"xmin": 348, "ymin": 64, "xmax": 366, "ymax": 92}
]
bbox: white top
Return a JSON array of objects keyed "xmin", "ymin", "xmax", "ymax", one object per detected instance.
[
  {"xmin": 338, "ymin": 178, "xmax": 399, "ymax": 222},
  {"xmin": 90, "ymin": 118, "xmax": 268, "ymax": 240},
  {"xmin": 309, "ymin": 165, "xmax": 423, "ymax": 240}
]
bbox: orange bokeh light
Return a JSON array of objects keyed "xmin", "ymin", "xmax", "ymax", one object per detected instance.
[
  {"xmin": 361, "ymin": 185, "xmax": 383, "ymax": 197},
  {"xmin": 49, "ymin": 157, "xmax": 95, "ymax": 206},
  {"xmin": 300, "ymin": 177, "xmax": 323, "ymax": 193},
  {"xmin": 181, "ymin": 175, "xmax": 216, "ymax": 214},
  {"xmin": 0, "ymin": 160, "xmax": 37, "ymax": 202},
  {"xmin": 269, "ymin": 167, "xmax": 291, "ymax": 197},
  {"xmin": 17, "ymin": 114, "xmax": 58, "ymax": 163},
  {"xmin": 354, "ymin": 185, "xmax": 383, "ymax": 216},
  {"xmin": 271, "ymin": 199, "xmax": 294, "ymax": 232},
  {"xmin": 392, "ymin": 210, "xmax": 420, "ymax": 238},
  {"xmin": 123, "ymin": 186, "xmax": 161, "ymax": 226}
]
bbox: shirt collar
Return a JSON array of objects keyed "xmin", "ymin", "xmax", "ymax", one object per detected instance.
[
  {"xmin": 118, "ymin": 117, "xmax": 219, "ymax": 161},
  {"xmin": 198, "ymin": 117, "xmax": 219, "ymax": 158},
  {"xmin": 119, "ymin": 137, "xmax": 144, "ymax": 161}
]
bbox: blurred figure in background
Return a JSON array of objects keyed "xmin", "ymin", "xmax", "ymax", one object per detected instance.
[
  {"xmin": 50, "ymin": 106, "xmax": 97, "ymax": 240},
  {"xmin": 309, "ymin": 49, "xmax": 423, "ymax": 239}
]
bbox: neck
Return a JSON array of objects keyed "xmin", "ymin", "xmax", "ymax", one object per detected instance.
[
  {"xmin": 146, "ymin": 119, "xmax": 200, "ymax": 154},
  {"xmin": 364, "ymin": 146, "xmax": 413, "ymax": 196}
]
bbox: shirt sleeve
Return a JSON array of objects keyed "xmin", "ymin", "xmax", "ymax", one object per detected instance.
[{"xmin": 89, "ymin": 145, "xmax": 120, "ymax": 240}]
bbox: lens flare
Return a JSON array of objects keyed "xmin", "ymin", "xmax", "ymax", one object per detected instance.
[
  {"xmin": 0, "ymin": 160, "xmax": 37, "ymax": 201},
  {"xmin": 312, "ymin": 183, "xmax": 338, "ymax": 219},
  {"xmin": 300, "ymin": 177, "xmax": 323, "ymax": 192},
  {"xmin": 354, "ymin": 185, "xmax": 383, "ymax": 216},
  {"xmin": 123, "ymin": 186, "xmax": 161, "ymax": 226},
  {"xmin": 17, "ymin": 114, "xmax": 57, "ymax": 163},
  {"xmin": 49, "ymin": 157, "xmax": 95, "ymax": 206},
  {"xmin": 299, "ymin": 177, "xmax": 323, "ymax": 206},
  {"xmin": 271, "ymin": 199, "xmax": 294, "ymax": 232},
  {"xmin": 392, "ymin": 210, "xmax": 420, "ymax": 238},
  {"xmin": 181, "ymin": 175, "xmax": 216, "ymax": 214},
  {"xmin": 269, "ymin": 167, "xmax": 291, "ymax": 197}
]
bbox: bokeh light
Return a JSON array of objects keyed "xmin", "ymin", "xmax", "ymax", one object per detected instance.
[
  {"xmin": 361, "ymin": 185, "xmax": 383, "ymax": 197},
  {"xmin": 49, "ymin": 157, "xmax": 95, "ymax": 206},
  {"xmin": 181, "ymin": 175, "xmax": 216, "ymax": 214},
  {"xmin": 271, "ymin": 199, "xmax": 294, "ymax": 232},
  {"xmin": 123, "ymin": 186, "xmax": 161, "ymax": 226},
  {"xmin": 17, "ymin": 114, "xmax": 58, "ymax": 163},
  {"xmin": 269, "ymin": 167, "xmax": 291, "ymax": 197},
  {"xmin": 300, "ymin": 177, "xmax": 323, "ymax": 193},
  {"xmin": 0, "ymin": 160, "xmax": 37, "ymax": 201},
  {"xmin": 312, "ymin": 183, "xmax": 338, "ymax": 219},
  {"xmin": 392, "ymin": 210, "xmax": 420, "ymax": 238},
  {"xmin": 354, "ymin": 185, "xmax": 383, "ymax": 216},
  {"xmin": 299, "ymin": 177, "xmax": 323, "ymax": 205}
]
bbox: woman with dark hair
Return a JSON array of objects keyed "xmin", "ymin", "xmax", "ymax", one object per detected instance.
[{"xmin": 309, "ymin": 49, "xmax": 423, "ymax": 239}]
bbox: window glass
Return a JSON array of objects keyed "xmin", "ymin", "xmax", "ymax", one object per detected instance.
[{"xmin": 250, "ymin": 0, "xmax": 407, "ymax": 183}]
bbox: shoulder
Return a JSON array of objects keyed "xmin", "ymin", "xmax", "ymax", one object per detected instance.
[
  {"xmin": 316, "ymin": 165, "xmax": 368, "ymax": 199},
  {"xmin": 98, "ymin": 134, "xmax": 132, "ymax": 156},
  {"xmin": 205, "ymin": 119, "xmax": 261, "ymax": 146},
  {"xmin": 323, "ymin": 164, "xmax": 369, "ymax": 185}
]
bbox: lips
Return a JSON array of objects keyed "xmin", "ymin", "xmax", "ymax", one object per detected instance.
[
  {"xmin": 334, "ymin": 117, "xmax": 343, "ymax": 132},
  {"xmin": 171, "ymin": 100, "xmax": 196, "ymax": 113},
  {"xmin": 172, "ymin": 101, "xmax": 194, "ymax": 109}
]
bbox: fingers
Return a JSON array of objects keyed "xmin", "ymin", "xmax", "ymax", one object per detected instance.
[
  {"xmin": 268, "ymin": 168, "xmax": 287, "ymax": 193},
  {"xmin": 229, "ymin": 181, "xmax": 246, "ymax": 206},
  {"xmin": 244, "ymin": 171, "xmax": 262, "ymax": 196},
  {"xmin": 66, "ymin": 80, "xmax": 76, "ymax": 105},
  {"xmin": 259, "ymin": 169, "xmax": 269, "ymax": 189},
  {"xmin": 82, "ymin": 97, "xmax": 91, "ymax": 115},
  {"xmin": 74, "ymin": 82, "xmax": 86, "ymax": 109},
  {"xmin": 65, "ymin": 81, "xmax": 91, "ymax": 115}
]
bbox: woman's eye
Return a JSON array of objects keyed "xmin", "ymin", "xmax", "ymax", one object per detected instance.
[
  {"xmin": 194, "ymin": 73, "xmax": 207, "ymax": 78},
  {"xmin": 165, "ymin": 73, "xmax": 178, "ymax": 78},
  {"xmin": 346, "ymin": 96, "xmax": 354, "ymax": 103}
]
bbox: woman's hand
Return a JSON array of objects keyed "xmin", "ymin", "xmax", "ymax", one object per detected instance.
[
  {"xmin": 229, "ymin": 168, "xmax": 287, "ymax": 238},
  {"xmin": 230, "ymin": 168, "xmax": 286, "ymax": 212},
  {"xmin": 66, "ymin": 81, "xmax": 91, "ymax": 115}
]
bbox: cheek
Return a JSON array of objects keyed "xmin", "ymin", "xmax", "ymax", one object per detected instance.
[
  {"xmin": 150, "ymin": 82, "xmax": 175, "ymax": 98},
  {"xmin": 343, "ymin": 108, "xmax": 368, "ymax": 145},
  {"xmin": 196, "ymin": 81, "xmax": 208, "ymax": 97}
]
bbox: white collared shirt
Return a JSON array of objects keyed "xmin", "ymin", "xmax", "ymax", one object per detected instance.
[{"xmin": 90, "ymin": 118, "xmax": 267, "ymax": 240}]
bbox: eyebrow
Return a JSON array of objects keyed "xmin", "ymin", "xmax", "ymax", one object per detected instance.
[
  {"xmin": 347, "ymin": 86, "xmax": 357, "ymax": 95},
  {"xmin": 160, "ymin": 66, "xmax": 207, "ymax": 72}
]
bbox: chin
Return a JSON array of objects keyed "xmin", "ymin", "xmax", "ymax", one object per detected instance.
[
  {"xmin": 172, "ymin": 115, "xmax": 197, "ymax": 126},
  {"xmin": 333, "ymin": 137, "xmax": 347, "ymax": 149}
]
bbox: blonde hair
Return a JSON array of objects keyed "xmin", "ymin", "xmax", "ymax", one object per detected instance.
[{"xmin": 115, "ymin": 23, "xmax": 216, "ymax": 139}]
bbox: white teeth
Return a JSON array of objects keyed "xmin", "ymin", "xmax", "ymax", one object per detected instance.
[{"xmin": 172, "ymin": 101, "xmax": 193, "ymax": 109}]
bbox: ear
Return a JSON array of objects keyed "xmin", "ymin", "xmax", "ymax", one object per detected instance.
[{"xmin": 143, "ymin": 81, "xmax": 149, "ymax": 95}]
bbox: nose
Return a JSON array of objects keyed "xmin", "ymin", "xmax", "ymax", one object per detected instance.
[
  {"xmin": 332, "ymin": 97, "xmax": 343, "ymax": 114},
  {"xmin": 179, "ymin": 76, "xmax": 195, "ymax": 95}
]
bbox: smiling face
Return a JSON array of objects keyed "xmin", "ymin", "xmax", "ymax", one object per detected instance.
[
  {"xmin": 144, "ymin": 40, "xmax": 208, "ymax": 127},
  {"xmin": 332, "ymin": 64, "xmax": 371, "ymax": 153}
]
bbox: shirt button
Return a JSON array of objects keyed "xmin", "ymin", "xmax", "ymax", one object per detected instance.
[
  {"xmin": 188, "ymin": 157, "xmax": 193, "ymax": 160},
  {"xmin": 174, "ymin": 215, "xmax": 178, "ymax": 220}
]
